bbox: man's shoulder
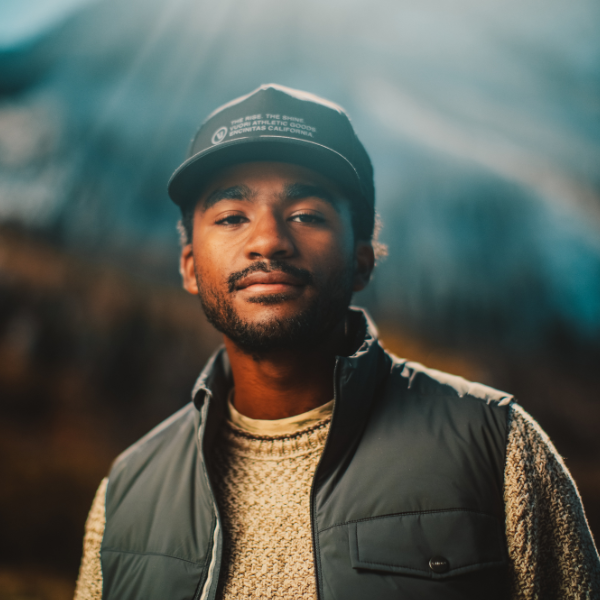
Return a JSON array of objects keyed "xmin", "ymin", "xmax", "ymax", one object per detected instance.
[
  {"xmin": 109, "ymin": 402, "xmax": 198, "ymax": 479},
  {"xmin": 384, "ymin": 351, "xmax": 514, "ymax": 408}
]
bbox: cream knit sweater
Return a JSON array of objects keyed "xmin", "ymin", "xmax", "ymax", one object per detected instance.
[{"xmin": 74, "ymin": 402, "xmax": 600, "ymax": 600}]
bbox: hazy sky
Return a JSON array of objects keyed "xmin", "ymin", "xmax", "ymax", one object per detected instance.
[
  {"xmin": 1, "ymin": 0, "xmax": 599, "ymax": 341},
  {"xmin": 0, "ymin": 0, "xmax": 95, "ymax": 48}
]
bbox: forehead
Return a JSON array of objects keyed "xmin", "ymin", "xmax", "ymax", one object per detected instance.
[{"xmin": 197, "ymin": 161, "xmax": 347, "ymax": 204}]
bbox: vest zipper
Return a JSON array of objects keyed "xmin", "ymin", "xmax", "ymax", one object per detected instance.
[
  {"xmin": 194, "ymin": 389, "xmax": 223, "ymax": 600},
  {"xmin": 309, "ymin": 357, "xmax": 341, "ymax": 600},
  {"xmin": 197, "ymin": 519, "xmax": 220, "ymax": 600}
]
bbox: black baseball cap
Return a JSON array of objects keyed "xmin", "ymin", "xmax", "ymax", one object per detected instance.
[{"xmin": 167, "ymin": 84, "xmax": 375, "ymax": 220}]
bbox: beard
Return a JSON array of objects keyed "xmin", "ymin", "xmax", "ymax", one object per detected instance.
[{"xmin": 196, "ymin": 259, "xmax": 354, "ymax": 355}]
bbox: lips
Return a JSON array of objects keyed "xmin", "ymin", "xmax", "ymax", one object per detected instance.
[{"xmin": 235, "ymin": 271, "xmax": 306, "ymax": 291}]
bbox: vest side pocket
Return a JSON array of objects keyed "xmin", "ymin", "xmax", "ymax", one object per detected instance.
[
  {"xmin": 101, "ymin": 550, "xmax": 206, "ymax": 600},
  {"xmin": 349, "ymin": 509, "xmax": 506, "ymax": 580}
]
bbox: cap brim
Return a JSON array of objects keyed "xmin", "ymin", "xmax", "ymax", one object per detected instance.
[{"xmin": 167, "ymin": 136, "xmax": 365, "ymax": 209}]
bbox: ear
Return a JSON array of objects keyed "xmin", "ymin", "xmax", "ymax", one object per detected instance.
[
  {"xmin": 180, "ymin": 243, "xmax": 199, "ymax": 295},
  {"xmin": 353, "ymin": 241, "xmax": 375, "ymax": 292}
]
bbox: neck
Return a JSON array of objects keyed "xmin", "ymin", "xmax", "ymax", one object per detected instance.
[{"xmin": 224, "ymin": 322, "xmax": 346, "ymax": 420}]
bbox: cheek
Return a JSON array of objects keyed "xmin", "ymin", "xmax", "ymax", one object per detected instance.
[
  {"xmin": 191, "ymin": 241, "xmax": 219, "ymax": 282},
  {"xmin": 334, "ymin": 210, "xmax": 357, "ymax": 259},
  {"xmin": 192, "ymin": 236, "xmax": 242, "ymax": 292},
  {"xmin": 309, "ymin": 240, "xmax": 355, "ymax": 283},
  {"xmin": 327, "ymin": 224, "xmax": 356, "ymax": 270}
]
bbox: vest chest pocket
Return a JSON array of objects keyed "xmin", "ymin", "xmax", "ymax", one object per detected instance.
[{"xmin": 349, "ymin": 509, "xmax": 506, "ymax": 580}]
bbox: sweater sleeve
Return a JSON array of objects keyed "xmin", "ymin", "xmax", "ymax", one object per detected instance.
[
  {"xmin": 504, "ymin": 403, "xmax": 600, "ymax": 599},
  {"xmin": 73, "ymin": 477, "xmax": 107, "ymax": 600}
]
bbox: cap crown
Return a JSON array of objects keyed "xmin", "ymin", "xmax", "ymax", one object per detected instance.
[{"xmin": 168, "ymin": 84, "xmax": 374, "ymax": 232}]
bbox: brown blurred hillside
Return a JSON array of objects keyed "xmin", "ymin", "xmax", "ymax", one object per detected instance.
[
  {"xmin": 0, "ymin": 226, "xmax": 598, "ymax": 599},
  {"xmin": 0, "ymin": 226, "xmax": 221, "ymax": 598}
]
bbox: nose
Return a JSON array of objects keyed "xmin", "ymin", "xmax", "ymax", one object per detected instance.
[{"xmin": 244, "ymin": 210, "xmax": 296, "ymax": 260}]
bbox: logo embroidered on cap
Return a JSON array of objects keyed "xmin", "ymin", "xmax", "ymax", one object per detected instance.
[{"xmin": 211, "ymin": 126, "xmax": 228, "ymax": 145}]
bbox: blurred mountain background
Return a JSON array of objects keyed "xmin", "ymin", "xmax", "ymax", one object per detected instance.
[{"xmin": 0, "ymin": 0, "xmax": 599, "ymax": 596}]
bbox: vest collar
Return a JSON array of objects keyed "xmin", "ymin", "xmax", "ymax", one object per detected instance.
[
  {"xmin": 189, "ymin": 307, "xmax": 389, "ymax": 437},
  {"xmin": 315, "ymin": 308, "xmax": 390, "ymax": 490}
]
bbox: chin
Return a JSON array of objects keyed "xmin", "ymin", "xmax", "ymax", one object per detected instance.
[
  {"xmin": 199, "ymin": 275, "xmax": 353, "ymax": 355},
  {"xmin": 237, "ymin": 296, "xmax": 311, "ymax": 327}
]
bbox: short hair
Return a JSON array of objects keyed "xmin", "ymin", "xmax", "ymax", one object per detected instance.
[{"xmin": 177, "ymin": 197, "xmax": 387, "ymax": 260}]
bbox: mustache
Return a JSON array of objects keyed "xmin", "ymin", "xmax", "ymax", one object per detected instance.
[{"xmin": 227, "ymin": 260, "xmax": 313, "ymax": 293}]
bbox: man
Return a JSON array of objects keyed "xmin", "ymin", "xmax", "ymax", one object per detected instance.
[{"xmin": 74, "ymin": 84, "xmax": 600, "ymax": 600}]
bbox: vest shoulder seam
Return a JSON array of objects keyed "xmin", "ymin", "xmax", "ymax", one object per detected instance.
[
  {"xmin": 404, "ymin": 392, "xmax": 513, "ymax": 407},
  {"xmin": 389, "ymin": 358, "xmax": 513, "ymax": 404},
  {"xmin": 111, "ymin": 403, "xmax": 197, "ymax": 468}
]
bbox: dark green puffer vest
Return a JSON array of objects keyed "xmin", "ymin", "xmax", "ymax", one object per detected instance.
[{"xmin": 101, "ymin": 309, "xmax": 513, "ymax": 600}]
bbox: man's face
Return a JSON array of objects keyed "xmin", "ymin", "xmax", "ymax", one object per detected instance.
[{"xmin": 180, "ymin": 161, "xmax": 374, "ymax": 354}]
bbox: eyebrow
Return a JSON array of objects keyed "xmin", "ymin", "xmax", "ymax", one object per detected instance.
[
  {"xmin": 280, "ymin": 183, "xmax": 340, "ymax": 211},
  {"xmin": 201, "ymin": 184, "xmax": 255, "ymax": 211},
  {"xmin": 200, "ymin": 182, "xmax": 341, "ymax": 212}
]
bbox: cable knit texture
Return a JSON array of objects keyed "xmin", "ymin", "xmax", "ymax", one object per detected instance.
[
  {"xmin": 73, "ymin": 405, "xmax": 600, "ymax": 599},
  {"xmin": 504, "ymin": 403, "xmax": 600, "ymax": 599},
  {"xmin": 73, "ymin": 477, "xmax": 106, "ymax": 600},
  {"xmin": 212, "ymin": 417, "xmax": 330, "ymax": 600}
]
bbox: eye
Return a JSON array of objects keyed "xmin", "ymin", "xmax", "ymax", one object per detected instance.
[
  {"xmin": 215, "ymin": 213, "xmax": 248, "ymax": 226},
  {"xmin": 289, "ymin": 212, "xmax": 325, "ymax": 224}
]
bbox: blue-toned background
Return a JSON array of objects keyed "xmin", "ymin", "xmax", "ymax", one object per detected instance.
[{"xmin": 0, "ymin": 0, "xmax": 599, "ymax": 595}]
